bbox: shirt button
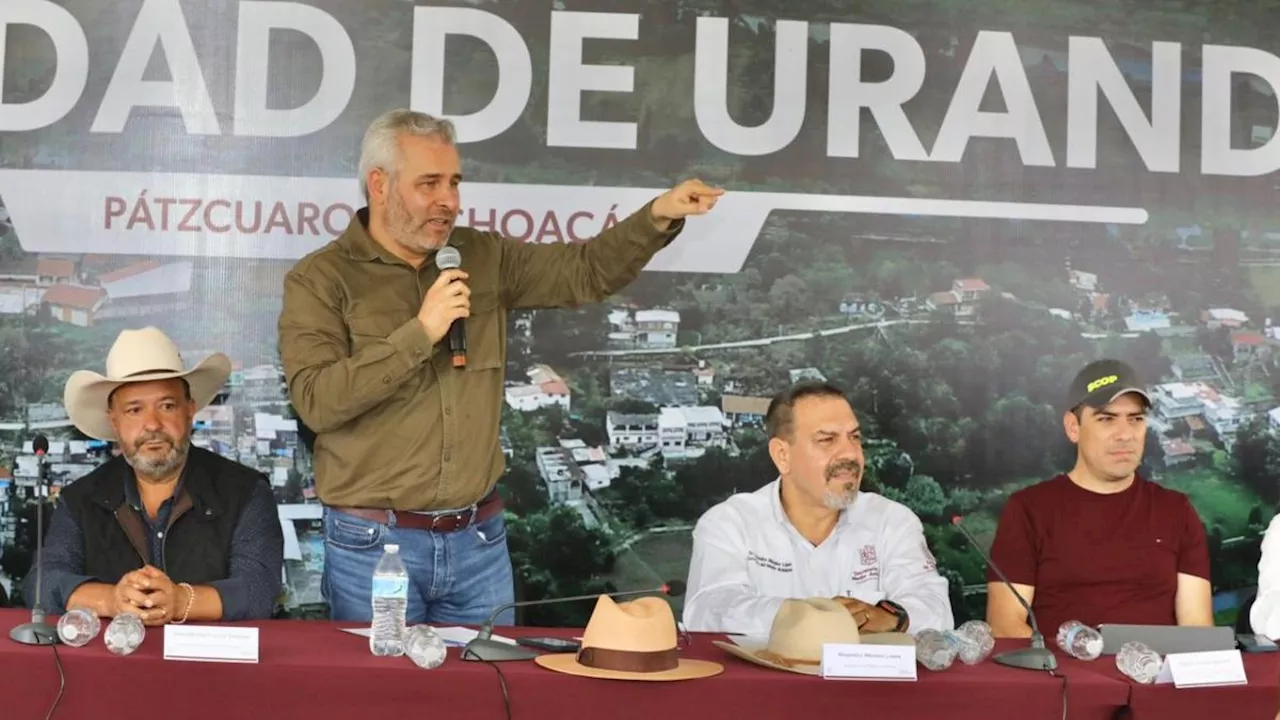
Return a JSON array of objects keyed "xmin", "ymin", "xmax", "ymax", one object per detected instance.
[
  {"xmin": 382, "ymin": 375, "xmax": 390, "ymax": 383},
  {"xmin": 444, "ymin": 407, "xmax": 452, "ymax": 416},
  {"xmin": 157, "ymin": 531, "xmax": 164, "ymax": 539},
  {"xmin": 443, "ymin": 450, "xmax": 452, "ymax": 462}
]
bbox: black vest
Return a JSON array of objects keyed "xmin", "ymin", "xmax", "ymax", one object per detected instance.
[{"xmin": 59, "ymin": 446, "xmax": 269, "ymax": 586}]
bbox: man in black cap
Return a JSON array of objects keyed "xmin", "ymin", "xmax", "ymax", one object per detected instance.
[{"xmin": 985, "ymin": 359, "xmax": 1213, "ymax": 637}]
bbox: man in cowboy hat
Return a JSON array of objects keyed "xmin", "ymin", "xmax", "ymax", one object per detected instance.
[
  {"xmin": 24, "ymin": 327, "xmax": 283, "ymax": 625},
  {"xmin": 684, "ymin": 381, "xmax": 954, "ymax": 637}
]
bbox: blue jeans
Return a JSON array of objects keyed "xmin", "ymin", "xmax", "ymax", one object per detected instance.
[{"xmin": 321, "ymin": 507, "xmax": 516, "ymax": 626}]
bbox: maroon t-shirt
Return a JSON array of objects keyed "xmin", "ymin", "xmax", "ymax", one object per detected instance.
[{"xmin": 987, "ymin": 474, "xmax": 1210, "ymax": 634}]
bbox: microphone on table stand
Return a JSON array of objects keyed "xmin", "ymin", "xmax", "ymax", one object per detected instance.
[
  {"xmin": 951, "ymin": 515, "xmax": 1056, "ymax": 671},
  {"xmin": 462, "ymin": 580, "xmax": 687, "ymax": 662},
  {"xmin": 11, "ymin": 434, "xmax": 60, "ymax": 646}
]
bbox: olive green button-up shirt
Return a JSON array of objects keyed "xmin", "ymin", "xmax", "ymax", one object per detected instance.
[{"xmin": 278, "ymin": 201, "xmax": 683, "ymax": 511}]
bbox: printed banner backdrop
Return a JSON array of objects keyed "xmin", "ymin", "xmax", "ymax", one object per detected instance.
[{"xmin": 0, "ymin": 0, "xmax": 1276, "ymax": 626}]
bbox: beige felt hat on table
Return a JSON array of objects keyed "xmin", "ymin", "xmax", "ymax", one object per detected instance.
[
  {"xmin": 714, "ymin": 597, "xmax": 912, "ymax": 676},
  {"xmin": 534, "ymin": 595, "xmax": 723, "ymax": 681}
]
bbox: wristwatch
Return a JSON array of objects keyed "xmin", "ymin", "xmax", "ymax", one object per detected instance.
[{"xmin": 877, "ymin": 599, "xmax": 909, "ymax": 632}]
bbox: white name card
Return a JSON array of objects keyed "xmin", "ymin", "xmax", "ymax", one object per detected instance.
[
  {"xmin": 821, "ymin": 643, "xmax": 918, "ymax": 681},
  {"xmin": 164, "ymin": 625, "xmax": 260, "ymax": 664},
  {"xmin": 1154, "ymin": 650, "xmax": 1247, "ymax": 688}
]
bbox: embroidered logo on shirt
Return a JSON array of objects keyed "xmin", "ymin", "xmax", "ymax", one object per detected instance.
[
  {"xmin": 850, "ymin": 566, "xmax": 880, "ymax": 583},
  {"xmin": 859, "ymin": 544, "xmax": 878, "ymax": 566},
  {"xmin": 747, "ymin": 550, "xmax": 793, "ymax": 573},
  {"xmin": 921, "ymin": 541, "xmax": 937, "ymax": 571}
]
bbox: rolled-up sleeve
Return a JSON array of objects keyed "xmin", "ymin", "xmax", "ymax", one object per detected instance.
[
  {"xmin": 23, "ymin": 502, "xmax": 98, "ymax": 614},
  {"xmin": 207, "ymin": 481, "xmax": 284, "ymax": 621}
]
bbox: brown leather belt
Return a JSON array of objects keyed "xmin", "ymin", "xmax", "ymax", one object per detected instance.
[{"xmin": 334, "ymin": 492, "xmax": 503, "ymax": 533}]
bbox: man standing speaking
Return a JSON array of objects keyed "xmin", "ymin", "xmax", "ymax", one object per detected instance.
[{"xmin": 278, "ymin": 109, "xmax": 722, "ymax": 625}]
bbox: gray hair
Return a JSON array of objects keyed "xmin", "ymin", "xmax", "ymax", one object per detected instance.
[{"xmin": 357, "ymin": 109, "xmax": 457, "ymax": 202}]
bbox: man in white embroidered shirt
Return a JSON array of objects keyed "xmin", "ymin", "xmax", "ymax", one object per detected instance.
[{"xmin": 683, "ymin": 381, "xmax": 954, "ymax": 637}]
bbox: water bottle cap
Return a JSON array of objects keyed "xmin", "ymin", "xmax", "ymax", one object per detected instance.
[{"xmin": 385, "ymin": 544, "xmax": 400, "ymax": 553}]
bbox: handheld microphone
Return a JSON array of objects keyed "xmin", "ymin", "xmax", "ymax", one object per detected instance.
[
  {"xmin": 462, "ymin": 580, "xmax": 687, "ymax": 662},
  {"xmin": 11, "ymin": 434, "xmax": 59, "ymax": 646},
  {"xmin": 433, "ymin": 246, "xmax": 466, "ymax": 368},
  {"xmin": 951, "ymin": 515, "xmax": 1057, "ymax": 671}
]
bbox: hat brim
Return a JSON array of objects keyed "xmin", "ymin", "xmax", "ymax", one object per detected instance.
[
  {"xmin": 713, "ymin": 632, "xmax": 915, "ymax": 676},
  {"xmin": 63, "ymin": 353, "xmax": 232, "ymax": 441},
  {"xmin": 534, "ymin": 652, "xmax": 723, "ymax": 681},
  {"xmin": 714, "ymin": 641, "xmax": 821, "ymax": 676}
]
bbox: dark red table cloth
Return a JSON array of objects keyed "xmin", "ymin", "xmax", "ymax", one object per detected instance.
[
  {"xmin": 1, "ymin": 609, "xmax": 1259, "ymax": 720},
  {"xmin": 1094, "ymin": 651, "xmax": 1279, "ymax": 720}
]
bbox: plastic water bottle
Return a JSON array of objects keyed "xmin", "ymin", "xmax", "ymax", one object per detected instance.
[
  {"xmin": 103, "ymin": 613, "xmax": 145, "ymax": 656},
  {"xmin": 405, "ymin": 624, "xmax": 448, "ymax": 669},
  {"xmin": 915, "ymin": 629, "xmax": 958, "ymax": 671},
  {"xmin": 370, "ymin": 543, "xmax": 409, "ymax": 656},
  {"xmin": 57, "ymin": 608, "xmax": 101, "ymax": 647},
  {"xmin": 1116, "ymin": 641, "xmax": 1163, "ymax": 684},
  {"xmin": 1056, "ymin": 620, "xmax": 1103, "ymax": 660},
  {"xmin": 952, "ymin": 620, "xmax": 996, "ymax": 665}
]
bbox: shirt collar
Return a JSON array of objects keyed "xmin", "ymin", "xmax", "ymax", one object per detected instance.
[
  {"xmin": 339, "ymin": 207, "xmax": 393, "ymax": 263},
  {"xmin": 768, "ymin": 476, "xmax": 853, "ymax": 532},
  {"xmin": 122, "ymin": 456, "xmax": 189, "ymax": 512},
  {"xmin": 767, "ymin": 477, "xmax": 788, "ymax": 526}
]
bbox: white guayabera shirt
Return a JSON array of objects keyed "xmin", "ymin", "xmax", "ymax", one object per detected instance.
[
  {"xmin": 1250, "ymin": 515, "xmax": 1280, "ymax": 638},
  {"xmin": 682, "ymin": 478, "xmax": 956, "ymax": 637}
]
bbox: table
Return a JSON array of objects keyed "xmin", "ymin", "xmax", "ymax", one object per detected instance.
[
  {"xmin": 0, "ymin": 609, "xmax": 1266, "ymax": 720},
  {"xmin": 1095, "ymin": 652, "xmax": 1279, "ymax": 720}
]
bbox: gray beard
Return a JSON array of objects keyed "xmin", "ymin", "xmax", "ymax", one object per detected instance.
[
  {"xmin": 124, "ymin": 437, "xmax": 190, "ymax": 480},
  {"xmin": 386, "ymin": 188, "xmax": 442, "ymax": 252},
  {"xmin": 822, "ymin": 487, "xmax": 858, "ymax": 511}
]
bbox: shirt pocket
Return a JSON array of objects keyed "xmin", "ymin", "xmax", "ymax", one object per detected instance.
[
  {"xmin": 346, "ymin": 310, "xmax": 406, "ymax": 353},
  {"xmin": 465, "ymin": 290, "xmax": 503, "ymax": 372}
]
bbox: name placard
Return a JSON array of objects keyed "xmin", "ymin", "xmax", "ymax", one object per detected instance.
[
  {"xmin": 164, "ymin": 625, "xmax": 260, "ymax": 664},
  {"xmin": 821, "ymin": 643, "xmax": 917, "ymax": 681},
  {"xmin": 1154, "ymin": 650, "xmax": 1247, "ymax": 688}
]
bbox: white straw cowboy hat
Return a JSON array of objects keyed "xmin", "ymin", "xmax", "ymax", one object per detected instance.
[
  {"xmin": 63, "ymin": 327, "xmax": 232, "ymax": 441},
  {"xmin": 535, "ymin": 595, "xmax": 723, "ymax": 681},
  {"xmin": 714, "ymin": 597, "xmax": 912, "ymax": 676}
]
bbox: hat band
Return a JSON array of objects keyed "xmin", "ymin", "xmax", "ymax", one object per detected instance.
[
  {"xmin": 124, "ymin": 367, "xmax": 182, "ymax": 378},
  {"xmin": 577, "ymin": 646, "xmax": 679, "ymax": 673}
]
